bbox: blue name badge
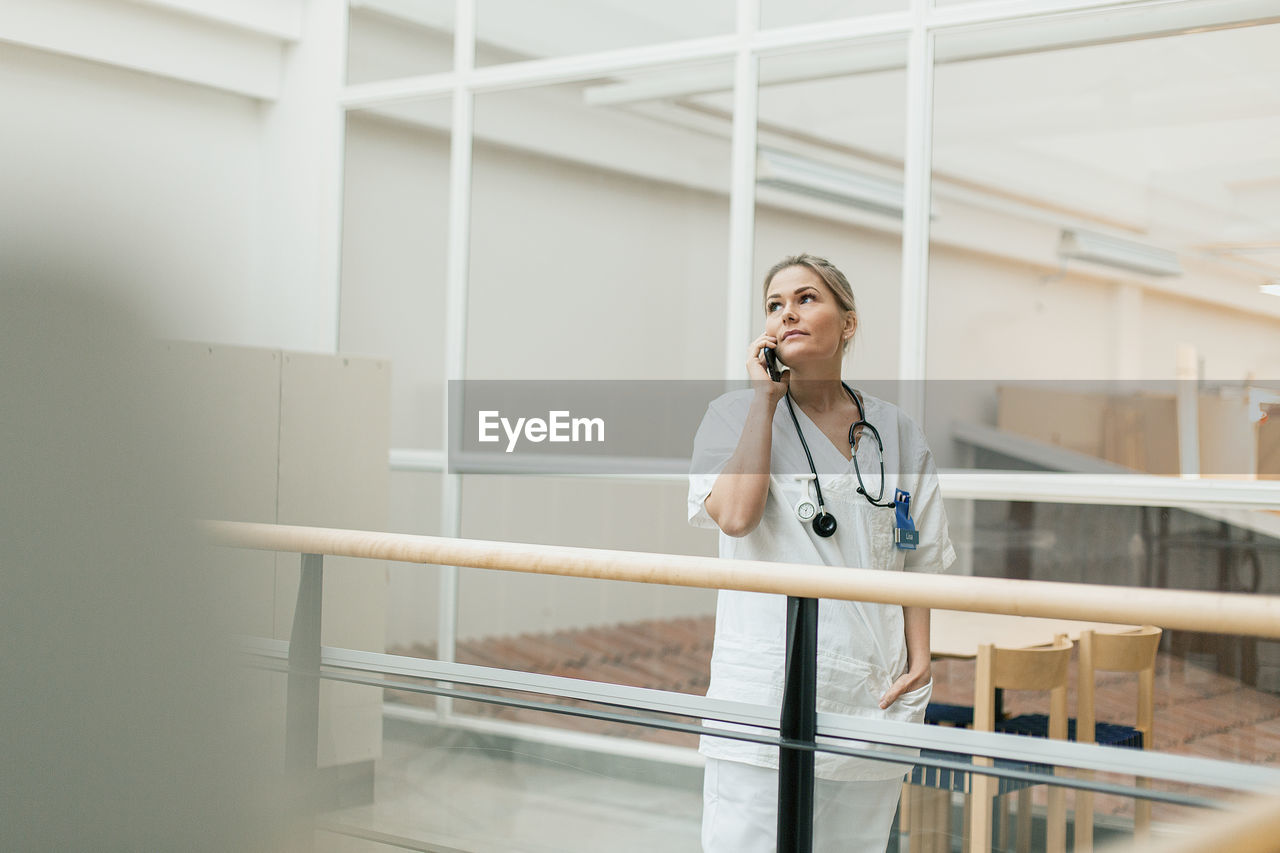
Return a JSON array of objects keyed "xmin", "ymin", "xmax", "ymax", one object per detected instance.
[{"xmin": 894, "ymin": 488, "xmax": 918, "ymax": 550}]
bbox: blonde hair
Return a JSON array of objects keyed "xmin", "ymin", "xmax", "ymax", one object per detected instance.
[{"xmin": 762, "ymin": 254, "xmax": 857, "ymax": 352}]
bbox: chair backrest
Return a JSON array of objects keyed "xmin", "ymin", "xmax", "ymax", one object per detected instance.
[
  {"xmin": 1077, "ymin": 625, "xmax": 1162, "ymax": 747},
  {"xmin": 974, "ymin": 634, "xmax": 1073, "ymax": 738}
]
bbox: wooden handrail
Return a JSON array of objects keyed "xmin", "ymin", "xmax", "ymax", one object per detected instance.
[{"xmin": 206, "ymin": 521, "xmax": 1280, "ymax": 639}]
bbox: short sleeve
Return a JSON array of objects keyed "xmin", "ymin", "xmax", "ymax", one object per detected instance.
[
  {"xmin": 688, "ymin": 395, "xmax": 747, "ymax": 530},
  {"xmin": 903, "ymin": 443, "xmax": 957, "ymax": 574}
]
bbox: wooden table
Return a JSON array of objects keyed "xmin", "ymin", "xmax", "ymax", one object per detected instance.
[{"xmin": 931, "ymin": 609, "xmax": 1139, "ymax": 659}]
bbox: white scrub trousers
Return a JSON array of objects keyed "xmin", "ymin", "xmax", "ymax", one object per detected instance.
[{"xmin": 701, "ymin": 757, "xmax": 901, "ymax": 853}]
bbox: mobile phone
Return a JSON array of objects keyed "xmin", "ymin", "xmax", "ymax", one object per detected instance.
[{"xmin": 763, "ymin": 347, "xmax": 781, "ymax": 382}]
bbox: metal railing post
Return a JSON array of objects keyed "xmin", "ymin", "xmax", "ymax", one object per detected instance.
[
  {"xmin": 778, "ymin": 596, "xmax": 817, "ymax": 852},
  {"xmin": 286, "ymin": 553, "xmax": 323, "ymax": 780}
]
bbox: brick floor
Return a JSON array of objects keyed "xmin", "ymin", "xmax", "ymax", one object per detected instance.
[{"xmin": 387, "ymin": 615, "xmax": 1280, "ymax": 824}]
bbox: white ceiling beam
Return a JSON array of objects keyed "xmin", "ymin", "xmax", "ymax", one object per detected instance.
[
  {"xmin": 925, "ymin": 0, "xmax": 1277, "ymax": 31},
  {"xmin": 125, "ymin": 0, "xmax": 304, "ymax": 42},
  {"xmin": 355, "ymin": 84, "xmax": 732, "ymax": 200},
  {"xmin": 349, "ymin": 1, "xmax": 1280, "ymax": 108},
  {"xmin": 584, "ymin": 40, "xmax": 907, "ymax": 107},
  {"xmin": 931, "ymin": 0, "xmax": 1280, "ymax": 61},
  {"xmin": 0, "ymin": 0, "xmax": 285, "ymax": 100},
  {"xmin": 349, "ymin": 0, "xmax": 453, "ymax": 33},
  {"xmin": 585, "ymin": 0, "xmax": 1280, "ymax": 108},
  {"xmin": 342, "ymin": 32, "xmax": 745, "ymax": 108}
]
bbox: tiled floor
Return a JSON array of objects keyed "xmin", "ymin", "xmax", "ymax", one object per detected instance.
[{"xmin": 385, "ymin": 615, "xmax": 1280, "ymax": 835}]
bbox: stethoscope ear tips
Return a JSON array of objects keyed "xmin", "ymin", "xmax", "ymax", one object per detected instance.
[{"xmin": 812, "ymin": 511, "xmax": 838, "ymax": 538}]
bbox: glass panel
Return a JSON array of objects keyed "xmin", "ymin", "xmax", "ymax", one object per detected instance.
[
  {"xmin": 932, "ymin": 495, "xmax": 1280, "ymax": 674},
  {"xmin": 894, "ymin": 762, "xmax": 1214, "ymax": 852},
  {"xmin": 465, "ymin": 61, "xmax": 733, "ymax": 381},
  {"xmin": 347, "ymin": 1, "xmax": 454, "ymax": 85},
  {"xmin": 809, "ymin": 728, "xmax": 1257, "ymax": 852},
  {"xmin": 309, "ymin": 659, "xmax": 1275, "ymax": 852},
  {"xmin": 751, "ymin": 37, "xmax": 909, "ymax": 380},
  {"xmin": 927, "ymin": 17, "xmax": 1280, "ymax": 383},
  {"xmin": 338, "ymin": 97, "xmax": 452, "ymax": 663},
  {"xmin": 452, "ymin": 476, "xmax": 718, "ymax": 722},
  {"xmin": 922, "ymin": 378, "xmax": 1280, "ymax": 481},
  {"xmin": 475, "ymin": 0, "xmax": 733, "ymax": 67},
  {"xmin": 761, "ymin": 0, "xmax": 905, "ymax": 30},
  {"xmin": 340, "ymin": 97, "xmax": 451, "ymax": 451},
  {"xmin": 928, "ymin": 494, "xmax": 1280, "ymax": 823},
  {"xmin": 456, "ymin": 62, "xmax": 733, "ymax": 682},
  {"xmin": 323, "ymin": 687, "xmax": 705, "ymax": 851}
]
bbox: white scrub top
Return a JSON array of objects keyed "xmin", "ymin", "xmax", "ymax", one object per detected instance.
[{"xmin": 688, "ymin": 388, "xmax": 956, "ymax": 781}]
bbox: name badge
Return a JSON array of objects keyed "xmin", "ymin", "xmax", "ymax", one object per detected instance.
[{"xmin": 894, "ymin": 488, "xmax": 918, "ymax": 550}]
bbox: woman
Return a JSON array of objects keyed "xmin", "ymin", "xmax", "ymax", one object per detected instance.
[{"xmin": 688, "ymin": 254, "xmax": 956, "ymax": 852}]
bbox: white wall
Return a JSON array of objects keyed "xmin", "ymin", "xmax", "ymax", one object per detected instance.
[
  {"xmin": 465, "ymin": 138, "xmax": 731, "ymax": 380},
  {"xmin": 926, "ymin": 247, "xmax": 1118, "ymax": 380},
  {"xmin": 338, "ymin": 114, "xmax": 451, "ymax": 448},
  {"xmin": 0, "ymin": 42, "xmax": 265, "ymax": 343},
  {"xmin": 1142, "ymin": 292, "xmax": 1280, "ymax": 381}
]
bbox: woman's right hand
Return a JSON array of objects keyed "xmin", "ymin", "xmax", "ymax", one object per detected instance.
[{"xmin": 747, "ymin": 333, "xmax": 789, "ymax": 402}]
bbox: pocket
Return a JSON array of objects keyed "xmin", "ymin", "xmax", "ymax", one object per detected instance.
[
  {"xmin": 885, "ymin": 678, "xmax": 933, "ymax": 724},
  {"xmin": 814, "ymin": 652, "xmax": 890, "ymax": 717},
  {"xmin": 869, "ymin": 508, "xmax": 895, "ymax": 568},
  {"xmin": 824, "ymin": 491, "xmax": 898, "ymax": 571}
]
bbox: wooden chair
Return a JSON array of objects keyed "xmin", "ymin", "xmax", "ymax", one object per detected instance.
[
  {"xmin": 970, "ymin": 634, "xmax": 1074, "ymax": 853},
  {"xmin": 903, "ymin": 637, "xmax": 1073, "ymax": 852},
  {"xmin": 998, "ymin": 626, "xmax": 1162, "ymax": 851},
  {"xmin": 1076, "ymin": 625, "xmax": 1161, "ymax": 848}
]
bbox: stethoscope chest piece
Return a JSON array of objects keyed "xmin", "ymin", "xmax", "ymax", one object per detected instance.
[{"xmin": 812, "ymin": 511, "xmax": 838, "ymax": 538}]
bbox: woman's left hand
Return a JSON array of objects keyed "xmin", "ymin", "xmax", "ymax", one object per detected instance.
[{"xmin": 878, "ymin": 665, "xmax": 931, "ymax": 710}]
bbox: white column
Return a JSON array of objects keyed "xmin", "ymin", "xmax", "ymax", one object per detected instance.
[
  {"xmin": 898, "ymin": 0, "xmax": 934, "ymax": 419},
  {"xmin": 254, "ymin": 0, "xmax": 349, "ymax": 352},
  {"xmin": 725, "ymin": 0, "xmax": 760, "ymax": 378},
  {"xmin": 438, "ymin": 0, "xmax": 477, "ymax": 719}
]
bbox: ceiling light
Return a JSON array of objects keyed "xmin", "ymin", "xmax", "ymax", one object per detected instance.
[
  {"xmin": 757, "ymin": 148, "xmax": 913, "ymax": 219},
  {"xmin": 1262, "ymin": 283, "xmax": 1280, "ymax": 297},
  {"xmin": 1058, "ymin": 229, "xmax": 1182, "ymax": 277}
]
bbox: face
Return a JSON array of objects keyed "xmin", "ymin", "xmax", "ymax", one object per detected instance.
[{"xmin": 764, "ymin": 265, "xmax": 856, "ymax": 366}]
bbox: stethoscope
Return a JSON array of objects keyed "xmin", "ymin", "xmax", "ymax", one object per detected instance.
[{"xmin": 783, "ymin": 381, "xmax": 895, "ymax": 538}]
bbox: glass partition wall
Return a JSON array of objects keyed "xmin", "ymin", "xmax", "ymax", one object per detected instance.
[{"xmin": 332, "ymin": 1, "xmax": 1280, "ymax": 849}]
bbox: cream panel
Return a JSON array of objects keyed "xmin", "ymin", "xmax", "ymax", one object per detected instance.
[
  {"xmin": 160, "ymin": 341, "xmax": 279, "ymax": 638},
  {"xmin": 275, "ymin": 352, "xmax": 390, "ymax": 768}
]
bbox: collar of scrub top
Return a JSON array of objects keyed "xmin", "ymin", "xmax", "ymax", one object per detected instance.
[{"xmin": 783, "ymin": 382, "xmax": 896, "ymax": 542}]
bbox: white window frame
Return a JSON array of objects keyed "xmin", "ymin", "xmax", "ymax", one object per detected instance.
[{"xmin": 339, "ymin": 0, "xmax": 1280, "ymax": 687}]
